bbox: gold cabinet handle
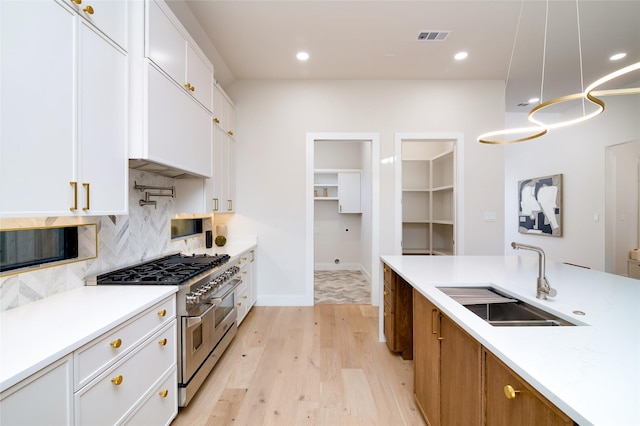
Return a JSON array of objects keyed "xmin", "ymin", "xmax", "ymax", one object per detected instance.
[
  {"xmin": 227, "ymin": 130, "xmax": 234, "ymax": 136},
  {"xmin": 158, "ymin": 338, "xmax": 168, "ymax": 346},
  {"xmin": 213, "ymin": 117, "xmax": 220, "ymax": 124},
  {"xmin": 227, "ymin": 199, "xmax": 233, "ymax": 211},
  {"xmin": 184, "ymin": 82, "xmax": 195, "ymax": 92},
  {"xmin": 243, "ymin": 257, "xmax": 248, "ymax": 261},
  {"xmin": 82, "ymin": 183, "xmax": 90, "ymax": 210},
  {"xmin": 383, "ymin": 290, "xmax": 388, "ymax": 296},
  {"xmin": 70, "ymin": 181, "xmax": 78, "ymax": 211},
  {"xmin": 71, "ymin": 0, "xmax": 81, "ymax": 4},
  {"xmin": 157, "ymin": 309, "xmax": 167, "ymax": 317},
  {"xmin": 504, "ymin": 384, "xmax": 520, "ymax": 399},
  {"xmin": 431, "ymin": 309, "xmax": 438, "ymax": 335},
  {"xmin": 243, "ymin": 295, "xmax": 248, "ymax": 299},
  {"xmin": 111, "ymin": 375, "xmax": 123, "ymax": 386},
  {"xmin": 109, "ymin": 338, "xmax": 122, "ymax": 349},
  {"xmin": 237, "ymin": 302, "xmax": 242, "ymax": 307},
  {"xmin": 159, "ymin": 389, "xmax": 169, "ymax": 398},
  {"xmin": 212, "ymin": 198, "xmax": 219, "ymax": 211},
  {"xmin": 83, "ymin": 5, "xmax": 94, "ymax": 14},
  {"xmin": 383, "ymin": 311, "xmax": 389, "ymax": 317}
]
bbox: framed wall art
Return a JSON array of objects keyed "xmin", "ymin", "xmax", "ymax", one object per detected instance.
[{"xmin": 518, "ymin": 174, "xmax": 562, "ymax": 237}]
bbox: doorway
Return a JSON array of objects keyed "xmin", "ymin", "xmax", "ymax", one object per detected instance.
[
  {"xmin": 305, "ymin": 132, "xmax": 380, "ymax": 307},
  {"xmin": 605, "ymin": 140, "xmax": 640, "ymax": 276},
  {"xmin": 394, "ymin": 133, "xmax": 465, "ymax": 255}
]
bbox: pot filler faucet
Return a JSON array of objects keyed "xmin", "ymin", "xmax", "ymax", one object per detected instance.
[{"xmin": 511, "ymin": 242, "xmax": 557, "ymax": 300}]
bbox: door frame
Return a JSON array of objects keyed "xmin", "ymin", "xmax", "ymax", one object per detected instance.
[{"xmin": 306, "ymin": 132, "xmax": 380, "ymax": 306}]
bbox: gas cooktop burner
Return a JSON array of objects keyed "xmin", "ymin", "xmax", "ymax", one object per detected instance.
[{"xmin": 95, "ymin": 253, "xmax": 230, "ymax": 285}]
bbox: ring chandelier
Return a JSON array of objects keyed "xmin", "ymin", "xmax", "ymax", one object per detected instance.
[{"xmin": 478, "ymin": 0, "xmax": 639, "ymax": 145}]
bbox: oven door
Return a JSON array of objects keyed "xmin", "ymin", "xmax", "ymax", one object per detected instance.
[
  {"xmin": 211, "ymin": 278, "xmax": 242, "ymax": 341},
  {"xmin": 181, "ymin": 301, "xmax": 216, "ymax": 384}
]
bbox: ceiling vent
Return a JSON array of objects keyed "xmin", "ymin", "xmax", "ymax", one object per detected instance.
[{"xmin": 417, "ymin": 31, "xmax": 450, "ymax": 41}]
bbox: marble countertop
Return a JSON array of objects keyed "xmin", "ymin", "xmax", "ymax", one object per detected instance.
[
  {"xmin": 0, "ymin": 286, "xmax": 177, "ymax": 392},
  {"xmin": 380, "ymin": 254, "xmax": 640, "ymax": 426}
]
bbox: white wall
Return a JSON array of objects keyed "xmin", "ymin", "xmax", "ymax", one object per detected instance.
[
  {"xmin": 224, "ymin": 80, "xmax": 506, "ymax": 304},
  {"xmin": 504, "ymin": 95, "xmax": 640, "ymax": 270}
]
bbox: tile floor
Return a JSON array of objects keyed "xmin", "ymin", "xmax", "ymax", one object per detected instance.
[{"xmin": 314, "ymin": 270, "xmax": 371, "ymax": 304}]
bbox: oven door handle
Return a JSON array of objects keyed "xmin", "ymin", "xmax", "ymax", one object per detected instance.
[
  {"xmin": 185, "ymin": 302, "xmax": 216, "ymax": 328},
  {"xmin": 210, "ymin": 278, "xmax": 242, "ymax": 305}
]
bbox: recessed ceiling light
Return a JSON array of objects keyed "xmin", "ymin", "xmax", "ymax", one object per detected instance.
[
  {"xmin": 610, "ymin": 52, "xmax": 626, "ymax": 61},
  {"xmin": 296, "ymin": 51, "xmax": 309, "ymax": 61},
  {"xmin": 454, "ymin": 52, "xmax": 468, "ymax": 61}
]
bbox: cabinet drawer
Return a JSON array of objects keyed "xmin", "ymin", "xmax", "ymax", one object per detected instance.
[
  {"xmin": 123, "ymin": 367, "xmax": 177, "ymax": 426},
  {"xmin": 75, "ymin": 321, "xmax": 177, "ymax": 426},
  {"xmin": 235, "ymin": 253, "xmax": 250, "ymax": 269},
  {"xmin": 74, "ymin": 297, "xmax": 175, "ymax": 390}
]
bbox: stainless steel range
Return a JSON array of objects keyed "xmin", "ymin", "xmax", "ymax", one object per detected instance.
[{"xmin": 87, "ymin": 253, "xmax": 242, "ymax": 407}]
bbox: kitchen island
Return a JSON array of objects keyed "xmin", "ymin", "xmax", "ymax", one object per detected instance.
[{"xmin": 381, "ymin": 254, "xmax": 639, "ymax": 426}]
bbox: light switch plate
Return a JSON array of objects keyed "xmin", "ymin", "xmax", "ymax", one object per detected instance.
[{"xmin": 483, "ymin": 212, "xmax": 497, "ymax": 222}]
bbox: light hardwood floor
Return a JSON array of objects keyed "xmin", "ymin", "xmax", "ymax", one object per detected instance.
[{"xmin": 172, "ymin": 305, "xmax": 426, "ymax": 426}]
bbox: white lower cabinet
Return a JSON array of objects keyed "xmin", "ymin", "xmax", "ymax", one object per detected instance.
[
  {"xmin": 0, "ymin": 355, "xmax": 73, "ymax": 426},
  {"xmin": 234, "ymin": 249, "xmax": 257, "ymax": 325},
  {"xmin": 74, "ymin": 321, "xmax": 177, "ymax": 425},
  {"xmin": 122, "ymin": 368, "xmax": 177, "ymax": 426},
  {"xmin": 0, "ymin": 294, "xmax": 177, "ymax": 426}
]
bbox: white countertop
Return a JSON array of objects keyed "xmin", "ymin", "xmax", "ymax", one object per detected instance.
[
  {"xmin": 0, "ymin": 286, "xmax": 177, "ymax": 392},
  {"xmin": 380, "ymin": 255, "xmax": 640, "ymax": 426}
]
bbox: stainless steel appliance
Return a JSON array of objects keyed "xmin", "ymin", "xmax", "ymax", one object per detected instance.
[{"xmin": 87, "ymin": 253, "xmax": 242, "ymax": 407}]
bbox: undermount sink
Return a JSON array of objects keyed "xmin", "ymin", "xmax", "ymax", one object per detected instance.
[{"xmin": 438, "ymin": 286, "xmax": 577, "ymax": 327}]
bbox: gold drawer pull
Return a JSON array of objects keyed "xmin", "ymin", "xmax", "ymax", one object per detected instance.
[
  {"xmin": 227, "ymin": 130, "xmax": 234, "ymax": 136},
  {"xmin": 111, "ymin": 375, "xmax": 123, "ymax": 386},
  {"xmin": 158, "ymin": 338, "xmax": 167, "ymax": 346},
  {"xmin": 213, "ymin": 117, "xmax": 220, "ymax": 124},
  {"xmin": 237, "ymin": 302, "xmax": 242, "ymax": 307},
  {"xmin": 383, "ymin": 290, "xmax": 388, "ymax": 296},
  {"xmin": 157, "ymin": 309, "xmax": 167, "ymax": 317},
  {"xmin": 383, "ymin": 311, "xmax": 389, "ymax": 317},
  {"xmin": 243, "ymin": 257, "xmax": 248, "ymax": 261},
  {"xmin": 109, "ymin": 338, "xmax": 122, "ymax": 349},
  {"xmin": 83, "ymin": 5, "xmax": 94, "ymax": 14},
  {"xmin": 243, "ymin": 295, "xmax": 248, "ymax": 299},
  {"xmin": 71, "ymin": 0, "xmax": 82, "ymax": 4},
  {"xmin": 159, "ymin": 389, "xmax": 169, "ymax": 398},
  {"xmin": 504, "ymin": 384, "xmax": 520, "ymax": 399}
]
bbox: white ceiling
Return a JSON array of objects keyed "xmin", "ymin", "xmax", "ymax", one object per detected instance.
[{"xmin": 183, "ymin": 0, "xmax": 639, "ymax": 112}]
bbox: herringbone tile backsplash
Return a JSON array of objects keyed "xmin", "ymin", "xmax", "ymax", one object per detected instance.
[{"xmin": 0, "ymin": 170, "xmax": 210, "ymax": 311}]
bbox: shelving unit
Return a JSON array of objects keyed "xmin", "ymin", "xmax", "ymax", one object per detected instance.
[
  {"xmin": 314, "ymin": 169, "xmax": 361, "ymax": 213},
  {"xmin": 401, "ymin": 144, "xmax": 455, "ymax": 255}
]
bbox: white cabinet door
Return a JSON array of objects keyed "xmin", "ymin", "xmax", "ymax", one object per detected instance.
[
  {"xmin": 209, "ymin": 126, "xmax": 226, "ymax": 212},
  {"xmin": 69, "ymin": 0, "xmax": 128, "ymax": 50},
  {"xmin": 0, "ymin": 355, "xmax": 73, "ymax": 426},
  {"xmin": 0, "ymin": 0, "xmax": 76, "ymax": 217},
  {"xmin": 186, "ymin": 43, "xmax": 213, "ymax": 112},
  {"xmin": 226, "ymin": 137, "xmax": 236, "ymax": 212},
  {"xmin": 147, "ymin": 64, "xmax": 213, "ymax": 178},
  {"xmin": 338, "ymin": 172, "xmax": 361, "ymax": 213},
  {"xmin": 146, "ymin": 0, "xmax": 185, "ymax": 86},
  {"xmin": 78, "ymin": 20, "xmax": 128, "ymax": 214}
]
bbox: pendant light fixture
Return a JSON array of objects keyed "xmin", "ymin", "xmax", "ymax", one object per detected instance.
[{"xmin": 478, "ymin": 0, "xmax": 639, "ymax": 145}]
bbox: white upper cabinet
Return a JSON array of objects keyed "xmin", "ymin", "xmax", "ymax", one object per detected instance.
[
  {"xmin": 338, "ymin": 172, "xmax": 361, "ymax": 213},
  {"xmin": 0, "ymin": 0, "xmax": 128, "ymax": 217},
  {"xmin": 61, "ymin": 0, "xmax": 128, "ymax": 50},
  {"xmin": 146, "ymin": 0, "xmax": 212, "ymax": 112},
  {"xmin": 147, "ymin": 63, "xmax": 213, "ymax": 178}
]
